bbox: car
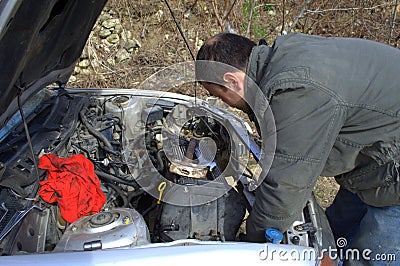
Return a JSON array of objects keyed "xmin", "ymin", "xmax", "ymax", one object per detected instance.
[{"xmin": 0, "ymin": 1, "xmax": 336, "ymax": 265}]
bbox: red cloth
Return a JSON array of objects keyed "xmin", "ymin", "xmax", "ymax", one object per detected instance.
[{"xmin": 38, "ymin": 153, "xmax": 106, "ymax": 223}]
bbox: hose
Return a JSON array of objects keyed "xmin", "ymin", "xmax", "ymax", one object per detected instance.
[
  {"xmin": 79, "ymin": 109, "xmax": 113, "ymax": 150},
  {"xmin": 105, "ymin": 182, "xmax": 129, "ymax": 207},
  {"xmin": 95, "ymin": 170, "xmax": 140, "ymax": 189}
]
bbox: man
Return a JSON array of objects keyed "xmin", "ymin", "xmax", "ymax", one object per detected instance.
[{"xmin": 196, "ymin": 33, "xmax": 400, "ymax": 264}]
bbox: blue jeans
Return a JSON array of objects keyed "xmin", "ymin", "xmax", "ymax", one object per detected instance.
[{"xmin": 326, "ymin": 188, "xmax": 400, "ymax": 265}]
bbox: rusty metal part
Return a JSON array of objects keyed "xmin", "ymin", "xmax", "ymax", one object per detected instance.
[{"xmin": 169, "ymin": 163, "xmax": 208, "ymax": 179}]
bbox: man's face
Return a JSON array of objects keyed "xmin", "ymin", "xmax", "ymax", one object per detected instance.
[{"xmin": 201, "ymin": 72, "xmax": 248, "ymax": 112}]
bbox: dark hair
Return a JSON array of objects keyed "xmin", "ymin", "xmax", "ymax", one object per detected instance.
[
  {"xmin": 195, "ymin": 33, "xmax": 256, "ymax": 84},
  {"xmin": 196, "ymin": 33, "xmax": 256, "ymax": 71}
]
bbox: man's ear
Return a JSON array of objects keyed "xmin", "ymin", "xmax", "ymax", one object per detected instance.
[{"xmin": 222, "ymin": 72, "xmax": 241, "ymax": 92}]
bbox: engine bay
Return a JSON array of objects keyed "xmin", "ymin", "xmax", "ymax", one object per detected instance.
[{"xmin": 0, "ymin": 88, "xmax": 322, "ymax": 255}]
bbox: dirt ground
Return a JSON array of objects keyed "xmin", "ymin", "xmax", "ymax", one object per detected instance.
[{"xmin": 70, "ymin": 0, "xmax": 399, "ymax": 208}]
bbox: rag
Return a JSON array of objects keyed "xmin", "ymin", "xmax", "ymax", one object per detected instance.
[{"xmin": 38, "ymin": 153, "xmax": 106, "ymax": 223}]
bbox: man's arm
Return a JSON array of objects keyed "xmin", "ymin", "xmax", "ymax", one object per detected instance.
[{"xmin": 246, "ymin": 85, "xmax": 346, "ymax": 242}]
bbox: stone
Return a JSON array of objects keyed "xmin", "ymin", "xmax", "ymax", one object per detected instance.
[
  {"xmin": 102, "ymin": 18, "xmax": 120, "ymax": 29},
  {"xmin": 115, "ymin": 49, "xmax": 131, "ymax": 63},
  {"xmin": 73, "ymin": 66, "xmax": 81, "ymax": 75},
  {"xmin": 99, "ymin": 13, "xmax": 111, "ymax": 23},
  {"xmin": 101, "ymin": 39, "xmax": 112, "ymax": 52},
  {"xmin": 121, "ymin": 30, "xmax": 132, "ymax": 42},
  {"xmin": 113, "ymin": 24, "xmax": 123, "ymax": 34},
  {"xmin": 124, "ymin": 39, "xmax": 141, "ymax": 52},
  {"xmin": 80, "ymin": 69, "xmax": 91, "ymax": 75},
  {"xmin": 99, "ymin": 29, "xmax": 112, "ymax": 38},
  {"xmin": 80, "ymin": 48, "xmax": 89, "ymax": 59},
  {"xmin": 106, "ymin": 33, "xmax": 120, "ymax": 44},
  {"xmin": 78, "ymin": 59, "xmax": 90, "ymax": 68}
]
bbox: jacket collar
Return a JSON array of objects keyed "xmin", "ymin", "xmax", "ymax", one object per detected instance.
[{"xmin": 244, "ymin": 45, "xmax": 273, "ymax": 111}]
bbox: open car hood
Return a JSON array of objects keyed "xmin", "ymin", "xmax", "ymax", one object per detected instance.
[{"xmin": 0, "ymin": 0, "xmax": 107, "ymax": 127}]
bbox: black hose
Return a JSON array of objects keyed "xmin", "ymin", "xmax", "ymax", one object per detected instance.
[
  {"xmin": 95, "ymin": 170, "xmax": 140, "ymax": 189},
  {"xmin": 156, "ymin": 150, "xmax": 165, "ymax": 172},
  {"xmin": 79, "ymin": 109, "xmax": 113, "ymax": 150},
  {"xmin": 141, "ymin": 201, "xmax": 157, "ymax": 217},
  {"xmin": 127, "ymin": 189, "xmax": 145, "ymax": 207},
  {"xmin": 99, "ymin": 142, "xmax": 120, "ymax": 156},
  {"xmin": 105, "ymin": 182, "xmax": 129, "ymax": 207}
]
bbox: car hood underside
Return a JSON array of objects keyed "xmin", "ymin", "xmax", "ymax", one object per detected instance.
[{"xmin": 0, "ymin": 0, "xmax": 107, "ymax": 125}]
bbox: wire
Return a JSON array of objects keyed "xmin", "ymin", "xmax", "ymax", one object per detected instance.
[
  {"xmin": 17, "ymin": 91, "xmax": 40, "ymax": 183},
  {"xmin": 163, "ymin": 0, "xmax": 198, "ymax": 106},
  {"xmin": 164, "ymin": 0, "xmax": 195, "ymax": 61}
]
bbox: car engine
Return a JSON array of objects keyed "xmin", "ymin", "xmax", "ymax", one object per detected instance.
[{"xmin": 0, "ymin": 89, "xmax": 328, "ymax": 255}]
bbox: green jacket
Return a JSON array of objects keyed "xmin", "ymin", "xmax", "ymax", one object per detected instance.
[{"xmin": 245, "ymin": 33, "xmax": 400, "ymax": 241}]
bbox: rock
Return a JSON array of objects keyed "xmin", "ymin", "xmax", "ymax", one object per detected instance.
[
  {"xmin": 78, "ymin": 59, "xmax": 90, "ymax": 68},
  {"xmin": 113, "ymin": 24, "xmax": 123, "ymax": 34},
  {"xmin": 124, "ymin": 39, "xmax": 141, "ymax": 52},
  {"xmin": 80, "ymin": 48, "xmax": 89, "ymax": 59},
  {"xmin": 101, "ymin": 39, "xmax": 112, "ymax": 52},
  {"xmin": 106, "ymin": 33, "xmax": 120, "ymax": 44},
  {"xmin": 73, "ymin": 66, "xmax": 81, "ymax": 75},
  {"xmin": 99, "ymin": 29, "xmax": 112, "ymax": 38},
  {"xmin": 115, "ymin": 49, "xmax": 131, "ymax": 63},
  {"xmin": 80, "ymin": 69, "xmax": 92, "ymax": 75},
  {"xmin": 102, "ymin": 18, "xmax": 120, "ymax": 29},
  {"xmin": 99, "ymin": 13, "xmax": 111, "ymax": 23},
  {"xmin": 184, "ymin": 10, "xmax": 191, "ymax": 19},
  {"xmin": 121, "ymin": 30, "xmax": 132, "ymax": 42}
]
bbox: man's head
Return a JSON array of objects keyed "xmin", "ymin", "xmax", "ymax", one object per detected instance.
[{"xmin": 196, "ymin": 33, "xmax": 256, "ymax": 112}]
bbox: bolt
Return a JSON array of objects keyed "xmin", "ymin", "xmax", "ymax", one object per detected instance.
[
  {"xmin": 291, "ymin": 235, "xmax": 301, "ymax": 245},
  {"xmin": 122, "ymin": 216, "xmax": 130, "ymax": 224}
]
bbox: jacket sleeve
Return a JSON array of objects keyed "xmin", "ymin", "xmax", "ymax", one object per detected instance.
[{"xmin": 246, "ymin": 85, "xmax": 346, "ymax": 242}]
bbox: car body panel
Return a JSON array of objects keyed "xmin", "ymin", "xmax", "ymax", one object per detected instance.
[{"xmin": 0, "ymin": 240, "xmax": 317, "ymax": 266}]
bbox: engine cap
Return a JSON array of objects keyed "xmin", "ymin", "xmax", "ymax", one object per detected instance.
[{"xmin": 265, "ymin": 228, "xmax": 283, "ymax": 244}]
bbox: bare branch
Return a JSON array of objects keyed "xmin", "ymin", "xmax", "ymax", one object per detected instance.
[
  {"xmin": 304, "ymin": 4, "xmax": 391, "ymax": 15},
  {"xmin": 389, "ymin": 0, "xmax": 399, "ymax": 44},
  {"xmin": 211, "ymin": 0, "xmax": 224, "ymax": 31},
  {"xmin": 223, "ymin": 0, "xmax": 238, "ymax": 22},
  {"xmin": 287, "ymin": 0, "xmax": 312, "ymax": 33},
  {"xmin": 245, "ymin": 0, "xmax": 257, "ymax": 37},
  {"xmin": 281, "ymin": 0, "xmax": 285, "ymax": 34}
]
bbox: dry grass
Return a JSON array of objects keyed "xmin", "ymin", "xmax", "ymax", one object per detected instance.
[{"xmin": 314, "ymin": 176, "xmax": 340, "ymax": 209}]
